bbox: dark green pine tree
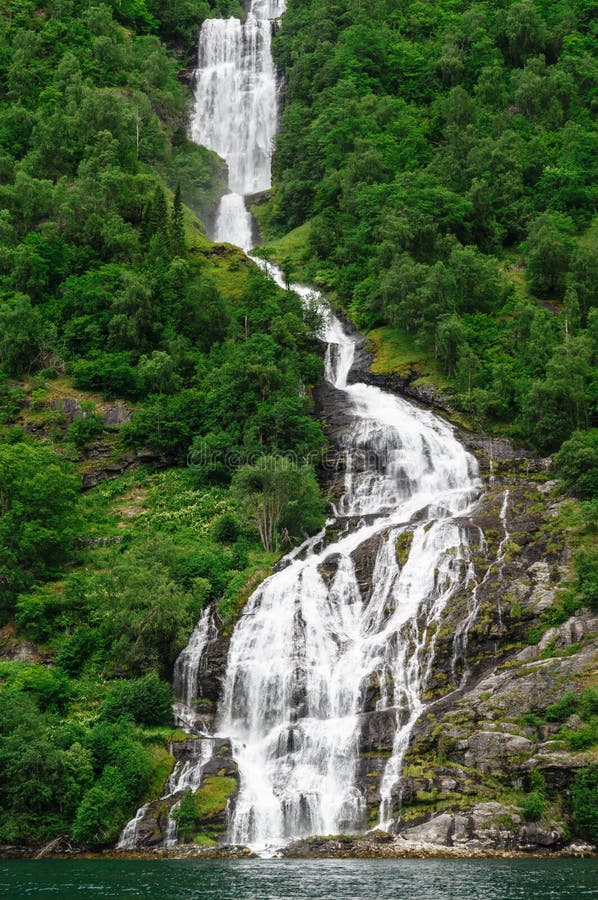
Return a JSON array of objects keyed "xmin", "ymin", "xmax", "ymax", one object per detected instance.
[
  {"xmin": 152, "ymin": 186, "xmax": 169, "ymax": 239},
  {"xmin": 170, "ymin": 183, "xmax": 185, "ymax": 257},
  {"xmin": 140, "ymin": 186, "xmax": 169, "ymax": 246}
]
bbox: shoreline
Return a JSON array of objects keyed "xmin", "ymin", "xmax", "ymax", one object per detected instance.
[{"xmin": 3, "ymin": 840, "xmax": 596, "ymax": 862}]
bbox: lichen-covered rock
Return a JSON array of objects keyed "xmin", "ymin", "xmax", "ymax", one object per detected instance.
[
  {"xmin": 463, "ymin": 732, "xmax": 533, "ymax": 772},
  {"xmin": 400, "ymin": 802, "xmax": 567, "ymax": 852}
]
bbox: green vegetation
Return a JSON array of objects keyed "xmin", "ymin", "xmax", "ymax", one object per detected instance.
[
  {"xmin": 172, "ymin": 776, "xmax": 237, "ymax": 843},
  {"xmin": 0, "ymin": 0, "xmax": 596, "ymax": 853},
  {"xmin": 231, "ymin": 455, "xmax": 326, "ymax": 551},
  {"xmin": 554, "ymin": 430, "xmax": 598, "ymax": 501},
  {"xmin": 521, "ymin": 770, "xmax": 547, "ymax": 821},
  {"xmin": 264, "ymin": 0, "xmax": 597, "ymax": 452},
  {"xmin": 571, "ymin": 766, "xmax": 598, "ymax": 842},
  {"xmin": 0, "ymin": 684, "xmax": 171, "ymax": 846}
]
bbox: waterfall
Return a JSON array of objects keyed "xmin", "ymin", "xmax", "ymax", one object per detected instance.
[
  {"xmin": 215, "ymin": 304, "xmax": 480, "ymax": 848},
  {"xmin": 150, "ymin": 0, "xmax": 486, "ymax": 853},
  {"xmin": 191, "ymin": 0, "xmax": 285, "ymax": 250},
  {"xmin": 172, "ymin": 607, "xmax": 216, "ymax": 731},
  {"xmin": 117, "ymin": 608, "xmax": 216, "ymax": 849}
]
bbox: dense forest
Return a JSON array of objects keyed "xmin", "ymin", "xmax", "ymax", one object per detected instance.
[{"xmin": 0, "ymin": 0, "xmax": 596, "ymax": 852}]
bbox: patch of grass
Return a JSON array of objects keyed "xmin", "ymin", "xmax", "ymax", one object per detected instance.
[
  {"xmin": 367, "ymin": 326, "xmax": 447, "ymax": 383},
  {"xmin": 202, "ymin": 245, "xmax": 251, "ymax": 300},
  {"xmin": 144, "ymin": 744, "xmax": 176, "ymax": 801},
  {"xmin": 194, "ymin": 776, "xmax": 237, "ymax": 820},
  {"xmin": 258, "ymin": 222, "xmax": 314, "ymax": 282}
]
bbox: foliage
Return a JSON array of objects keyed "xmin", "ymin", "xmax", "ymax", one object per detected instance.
[
  {"xmin": 100, "ymin": 672, "xmax": 173, "ymax": 726},
  {"xmin": 0, "ymin": 442, "xmax": 80, "ymax": 615},
  {"xmin": 570, "ymin": 767, "xmax": 598, "ymax": 842},
  {"xmin": 554, "ymin": 430, "xmax": 598, "ymax": 500},
  {"xmin": 232, "ymin": 455, "xmax": 326, "ymax": 551},
  {"xmin": 521, "ymin": 769, "xmax": 546, "ymax": 821},
  {"xmin": 545, "ymin": 691, "xmax": 579, "ymax": 722},
  {"xmin": 268, "ymin": 0, "xmax": 598, "ymax": 453},
  {"xmin": 172, "ymin": 775, "xmax": 237, "ymax": 842}
]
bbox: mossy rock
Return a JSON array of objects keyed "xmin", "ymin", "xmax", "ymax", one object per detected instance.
[
  {"xmin": 396, "ymin": 531, "xmax": 414, "ymax": 568},
  {"xmin": 194, "ymin": 775, "xmax": 237, "ymax": 820}
]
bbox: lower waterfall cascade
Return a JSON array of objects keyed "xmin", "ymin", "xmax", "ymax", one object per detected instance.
[{"xmin": 118, "ymin": 0, "xmax": 488, "ymax": 853}]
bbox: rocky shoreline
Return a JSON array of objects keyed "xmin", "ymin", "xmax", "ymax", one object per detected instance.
[{"xmin": 2, "ymin": 833, "xmax": 595, "ymax": 861}]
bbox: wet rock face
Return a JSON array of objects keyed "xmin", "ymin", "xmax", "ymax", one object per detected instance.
[
  {"xmin": 197, "ymin": 633, "xmax": 231, "ymax": 704},
  {"xmin": 126, "ymin": 738, "xmax": 240, "ymax": 850}
]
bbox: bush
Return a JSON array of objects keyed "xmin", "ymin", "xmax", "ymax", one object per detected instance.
[
  {"xmin": 100, "ymin": 672, "xmax": 173, "ymax": 726},
  {"xmin": 0, "ymin": 663, "xmax": 71, "ymax": 715},
  {"xmin": 545, "ymin": 691, "xmax": 578, "ymax": 722},
  {"xmin": 173, "ymin": 548, "xmax": 231, "ymax": 596},
  {"xmin": 0, "ymin": 443, "xmax": 80, "ymax": 614},
  {"xmin": 521, "ymin": 770, "xmax": 546, "ymax": 821},
  {"xmin": 212, "ymin": 513, "xmax": 241, "ymax": 544},
  {"xmin": 554, "ymin": 430, "xmax": 598, "ymax": 500},
  {"xmin": 171, "ymin": 789, "xmax": 197, "ymax": 843},
  {"xmin": 571, "ymin": 767, "xmax": 598, "ymax": 842},
  {"xmin": 567, "ymin": 721, "xmax": 598, "ymax": 751},
  {"xmin": 66, "ymin": 413, "xmax": 105, "ymax": 448},
  {"xmin": 574, "ymin": 547, "xmax": 598, "ymax": 611},
  {"xmin": 71, "ymin": 353, "xmax": 141, "ymax": 400},
  {"xmin": 55, "ymin": 627, "xmax": 99, "ymax": 677}
]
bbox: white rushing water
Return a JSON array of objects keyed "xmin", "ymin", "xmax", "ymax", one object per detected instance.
[
  {"xmin": 117, "ymin": 608, "xmax": 216, "ymax": 849},
  {"xmin": 191, "ymin": 0, "xmax": 285, "ymax": 250},
  {"xmin": 172, "ymin": 606, "xmax": 216, "ymax": 726},
  {"xmin": 116, "ymin": 0, "xmax": 487, "ymax": 854},
  {"xmin": 216, "ymin": 299, "xmax": 480, "ymax": 847}
]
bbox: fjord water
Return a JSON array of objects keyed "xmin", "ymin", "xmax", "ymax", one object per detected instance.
[{"xmin": 3, "ymin": 859, "xmax": 597, "ymax": 899}]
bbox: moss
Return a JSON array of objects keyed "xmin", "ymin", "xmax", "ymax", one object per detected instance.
[
  {"xmin": 366, "ymin": 326, "xmax": 449, "ymax": 387},
  {"xmin": 192, "ymin": 832, "xmax": 217, "ymax": 846},
  {"xmin": 396, "ymin": 531, "xmax": 414, "ymax": 567},
  {"xmin": 194, "ymin": 775, "xmax": 237, "ymax": 820},
  {"xmin": 143, "ymin": 744, "xmax": 176, "ymax": 804}
]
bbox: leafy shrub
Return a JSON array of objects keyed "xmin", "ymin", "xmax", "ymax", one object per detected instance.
[
  {"xmin": 174, "ymin": 548, "xmax": 232, "ymax": 597},
  {"xmin": 566, "ymin": 721, "xmax": 598, "ymax": 751},
  {"xmin": 212, "ymin": 513, "xmax": 241, "ymax": 544},
  {"xmin": 0, "ymin": 663, "xmax": 71, "ymax": 715},
  {"xmin": 71, "ymin": 354, "xmax": 141, "ymax": 400},
  {"xmin": 574, "ymin": 547, "xmax": 598, "ymax": 611},
  {"xmin": 571, "ymin": 767, "xmax": 598, "ymax": 842},
  {"xmin": 522, "ymin": 770, "xmax": 546, "ymax": 821},
  {"xmin": 171, "ymin": 789, "xmax": 197, "ymax": 843},
  {"xmin": 579, "ymin": 689, "xmax": 598, "ymax": 721},
  {"xmin": 545, "ymin": 692, "xmax": 578, "ymax": 722},
  {"xmin": 66, "ymin": 413, "xmax": 105, "ymax": 448},
  {"xmin": 554, "ymin": 430, "xmax": 598, "ymax": 500},
  {"xmin": 0, "ymin": 443, "xmax": 80, "ymax": 614},
  {"xmin": 100, "ymin": 672, "xmax": 173, "ymax": 726},
  {"xmin": 55, "ymin": 627, "xmax": 99, "ymax": 677}
]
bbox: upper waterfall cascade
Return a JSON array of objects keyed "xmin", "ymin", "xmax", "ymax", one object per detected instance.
[
  {"xmin": 120, "ymin": 0, "xmax": 485, "ymax": 853},
  {"xmin": 191, "ymin": 0, "xmax": 286, "ymax": 250}
]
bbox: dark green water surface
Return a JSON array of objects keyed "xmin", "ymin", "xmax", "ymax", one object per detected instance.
[{"xmin": 1, "ymin": 858, "xmax": 596, "ymax": 899}]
